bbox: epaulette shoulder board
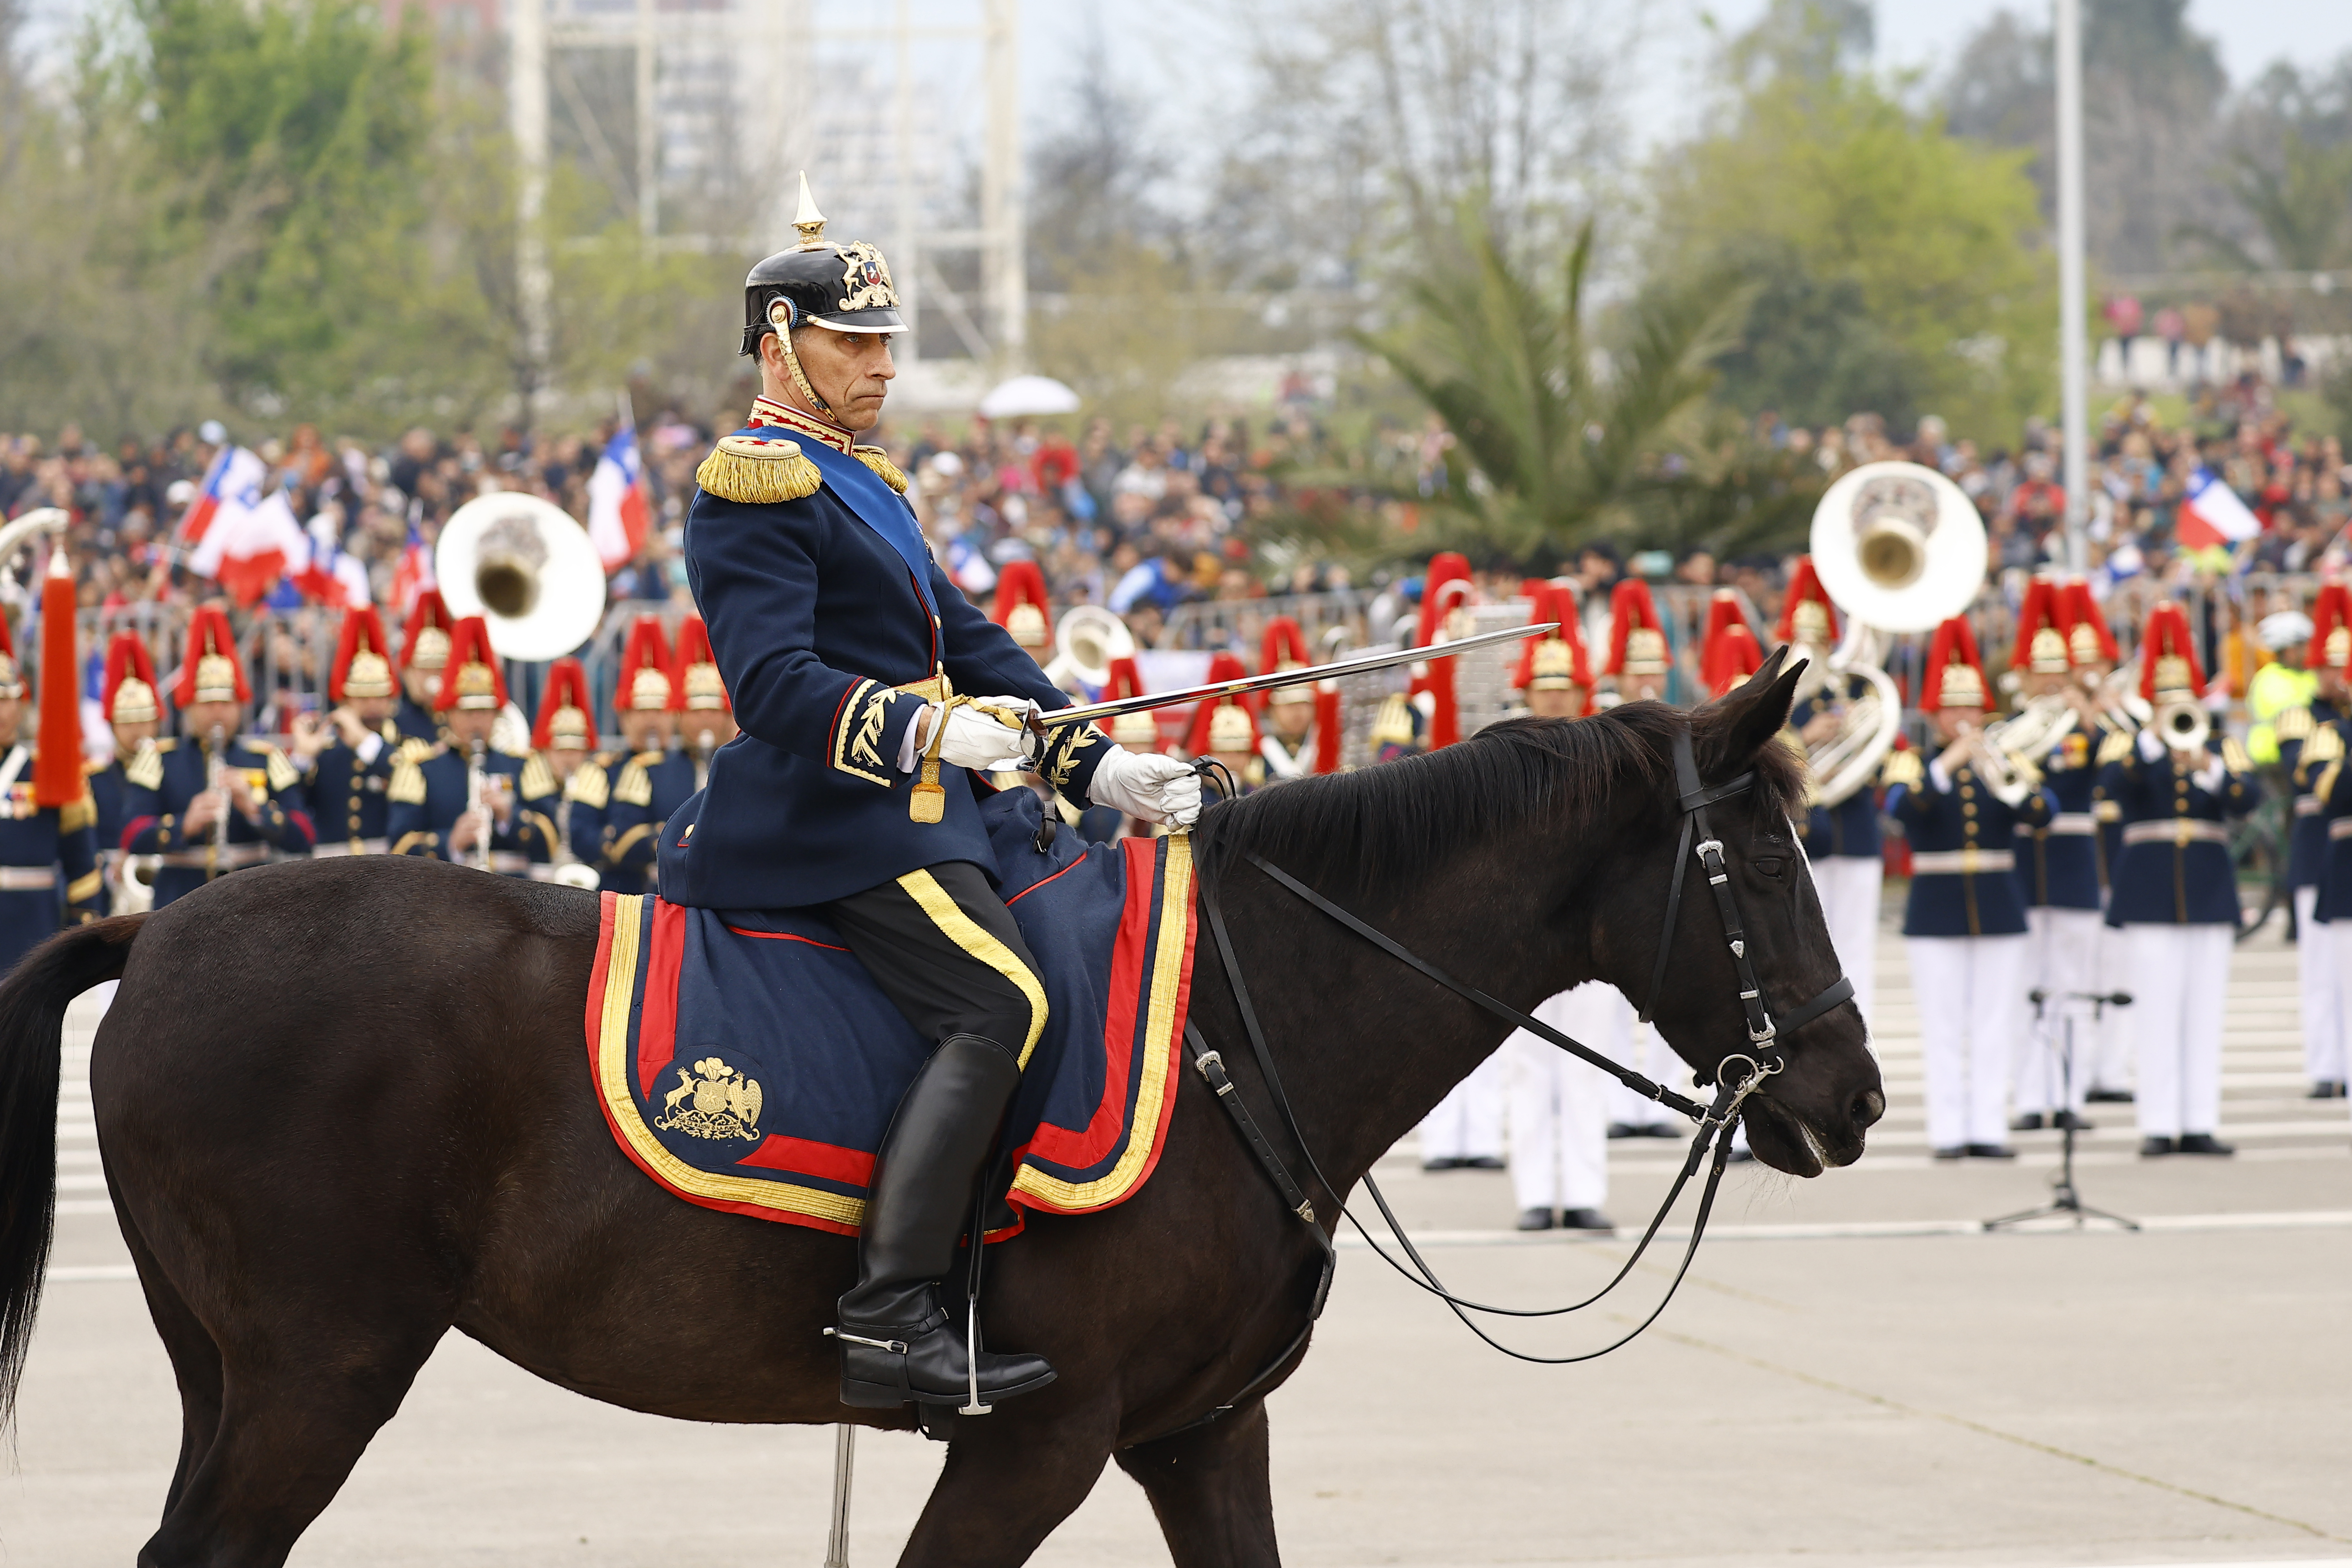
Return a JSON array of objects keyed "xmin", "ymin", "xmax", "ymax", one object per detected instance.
[
  {"xmin": 853, "ymin": 445, "xmax": 909, "ymax": 494},
  {"xmin": 635, "ymin": 749, "xmax": 667, "ymax": 765},
  {"xmin": 2222, "ymin": 735, "xmax": 2253, "ymax": 774},
  {"xmin": 393, "ymin": 736, "xmax": 439, "ymax": 768},
  {"xmin": 697, "ymin": 434, "xmax": 821, "ymax": 505},
  {"xmin": 2095, "ymin": 728, "xmax": 2135, "ymax": 767},
  {"xmin": 1878, "ymin": 749, "xmax": 1923, "ymax": 790},
  {"xmin": 2307, "ymin": 723, "xmax": 2347, "ymax": 764},
  {"xmin": 613, "ymin": 757, "xmax": 654, "ymax": 809},
  {"xmin": 2277, "ymin": 705, "xmax": 2315, "ymax": 743},
  {"xmin": 124, "ymin": 742, "xmax": 166, "ymax": 791},
  {"xmin": 388, "ymin": 757, "xmax": 429, "ymax": 806},
  {"xmin": 519, "ymin": 751, "xmax": 556, "ymax": 801},
  {"xmin": 259, "ymin": 743, "xmax": 300, "ymax": 793},
  {"xmin": 566, "ymin": 759, "xmax": 610, "ymax": 809}
]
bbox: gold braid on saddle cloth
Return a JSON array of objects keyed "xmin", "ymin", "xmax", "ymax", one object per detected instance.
[{"xmin": 696, "ymin": 435, "xmax": 822, "ymax": 504}]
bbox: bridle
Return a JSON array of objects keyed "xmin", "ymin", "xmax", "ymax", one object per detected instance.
[{"xmin": 1170, "ymin": 724, "xmax": 1856, "ymax": 1430}]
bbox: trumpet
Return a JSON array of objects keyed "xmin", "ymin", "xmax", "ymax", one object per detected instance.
[
  {"xmin": 2153, "ymin": 696, "xmax": 2210, "ymax": 754},
  {"xmin": 1950, "ymin": 720, "xmax": 2035, "ymax": 808},
  {"xmin": 1982, "ymin": 690, "xmax": 2078, "ymax": 764}
]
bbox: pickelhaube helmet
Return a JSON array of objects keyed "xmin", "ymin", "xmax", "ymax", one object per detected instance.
[
  {"xmin": 104, "ymin": 632, "xmax": 160, "ymax": 725},
  {"xmin": 674, "ymin": 617, "xmax": 729, "ymax": 713},
  {"xmin": 619, "ymin": 616, "xmax": 674, "ymax": 713},
  {"xmin": 738, "ymin": 173, "xmax": 905, "ymax": 359},
  {"xmin": 1206, "ymin": 700, "xmax": 1255, "ymax": 754}
]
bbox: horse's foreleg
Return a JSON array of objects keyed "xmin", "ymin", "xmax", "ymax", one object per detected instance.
[
  {"xmin": 1115, "ymin": 1401, "xmax": 1281, "ymax": 1568},
  {"xmin": 895, "ymin": 1406, "xmax": 1118, "ymax": 1568}
]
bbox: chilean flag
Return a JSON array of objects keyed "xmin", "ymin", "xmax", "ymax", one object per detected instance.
[
  {"xmin": 587, "ymin": 405, "xmax": 651, "ymax": 573},
  {"xmin": 2177, "ymin": 468, "xmax": 2263, "ymax": 551},
  {"xmin": 188, "ymin": 487, "xmax": 309, "ymax": 607},
  {"xmin": 389, "ymin": 513, "xmax": 435, "ymax": 616},
  {"xmin": 290, "ymin": 512, "xmax": 373, "ymax": 607},
  {"xmin": 177, "ymin": 444, "xmax": 267, "ymax": 547}
]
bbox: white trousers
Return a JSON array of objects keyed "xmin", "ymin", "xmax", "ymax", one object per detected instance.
[
  {"xmin": 1810, "ymin": 855, "xmax": 1883, "ymax": 1028},
  {"xmin": 2124, "ymin": 923, "xmax": 2231, "ymax": 1139},
  {"xmin": 1419, "ymin": 1049, "xmax": 1507, "ymax": 1161},
  {"xmin": 1906, "ymin": 935, "xmax": 2028, "ymax": 1150},
  {"xmin": 2014, "ymin": 907, "xmax": 2104, "ymax": 1115},
  {"xmin": 1606, "ymin": 1006, "xmax": 1683, "ymax": 1129},
  {"xmin": 2301, "ymin": 887, "xmax": 2345, "ymax": 1084},
  {"xmin": 1505, "ymin": 986, "xmax": 1615, "ymax": 1212}
]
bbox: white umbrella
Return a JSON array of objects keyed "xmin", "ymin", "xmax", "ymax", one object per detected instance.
[{"xmin": 977, "ymin": 374, "xmax": 1082, "ymax": 419}]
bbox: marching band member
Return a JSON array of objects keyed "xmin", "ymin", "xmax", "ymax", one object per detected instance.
[
  {"xmin": 1701, "ymin": 590, "xmax": 1762, "ymax": 698},
  {"xmin": 673, "ymin": 616, "xmax": 739, "ymax": 773},
  {"xmin": 90, "ymin": 631, "xmax": 162, "ymax": 913},
  {"xmin": 1079, "ymin": 654, "xmax": 1160, "ymax": 838},
  {"xmin": 1256, "ymin": 617, "xmax": 1340, "ymax": 781},
  {"xmin": 2101, "ymin": 602, "xmax": 2257, "ymax": 1157},
  {"xmin": 122, "ymin": 606, "xmax": 315, "ymax": 908},
  {"xmin": 1409, "ymin": 552, "xmax": 1475, "ymax": 749},
  {"xmin": 1184, "ymin": 652, "xmax": 1262, "ymax": 792},
  {"xmin": 1502, "ymin": 587, "xmax": 1615, "ymax": 1231},
  {"xmin": 288, "ymin": 605, "xmax": 404, "ymax": 860},
  {"xmin": 385, "ymin": 616, "xmax": 560, "ymax": 876},
  {"xmin": 990, "ymin": 560, "xmax": 1052, "ymax": 663},
  {"xmin": 1887, "ymin": 616, "xmax": 2054, "ymax": 1160},
  {"xmin": 575, "ymin": 617, "xmax": 686, "ymax": 893},
  {"xmin": 394, "ymin": 588, "xmax": 456, "ymax": 744},
  {"xmin": 533, "ymin": 657, "xmax": 599, "ymax": 871},
  {"xmin": 0, "ymin": 595, "xmax": 101, "ymax": 969},
  {"xmin": 2064, "ymin": 581, "xmax": 2138, "ymax": 1103},
  {"xmin": 672, "ymin": 186, "xmax": 1195, "ymax": 1411},
  {"xmin": 1602, "ymin": 577, "xmax": 1673, "ymax": 705},
  {"xmin": 1779, "ymin": 559, "xmax": 1883, "ymax": 1026},
  {"xmin": 1597, "ymin": 575, "xmax": 1684, "ymax": 1134},
  {"xmin": 2282, "ymin": 587, "xmax": 2350, "ymax": 1099},
  {"xmin": 2008, "ymin": 580, "xmax": 2103, "ymax": 1132}
]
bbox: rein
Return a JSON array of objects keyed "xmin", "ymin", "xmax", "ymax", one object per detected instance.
[{"xmin": 1173, "ymin": 728, "xmax": 1855, "ymax": 1419}]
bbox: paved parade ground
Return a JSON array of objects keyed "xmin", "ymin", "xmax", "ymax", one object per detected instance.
[{"xmin": 9, "ymin": 921, "xmax": 2351, "ymax": 1565}]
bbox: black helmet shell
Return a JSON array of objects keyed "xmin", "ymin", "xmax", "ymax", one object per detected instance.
[{"xmin": 740, "ymin": 240, "xmax": 904, "ymax": 355}]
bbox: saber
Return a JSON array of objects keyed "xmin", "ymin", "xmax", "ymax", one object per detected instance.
[{"xmin": 1028, "ymin": 622, "xmax": 1558, "ymax": 735}]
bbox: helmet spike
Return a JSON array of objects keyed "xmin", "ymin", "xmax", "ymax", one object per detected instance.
[{"xmin": 793, "ymin": 172, "xmax": 827, "ymax": 248}]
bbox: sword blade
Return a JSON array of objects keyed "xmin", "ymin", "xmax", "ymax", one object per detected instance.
[{"xmin": 1039, "ymin": 622, "xmax": 1558, "ymax": 730}]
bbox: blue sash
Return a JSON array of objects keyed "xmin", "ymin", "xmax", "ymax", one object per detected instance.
[{"xmin": 736, "ymin": 424, "xmax": 935, "ymax": 618}]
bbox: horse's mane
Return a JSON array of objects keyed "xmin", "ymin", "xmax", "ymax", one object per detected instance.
[{"xmin": 1194, "ymin": 698, "xmax": 1806, "ymax": 903}]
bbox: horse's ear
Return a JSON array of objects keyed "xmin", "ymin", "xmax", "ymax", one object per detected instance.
[{"xmin": 1715, "ymin": 646, "xmax": 1806, "ymax": 764}]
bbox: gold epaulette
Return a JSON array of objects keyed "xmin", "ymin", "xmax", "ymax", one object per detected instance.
[
  {"xmin": 697, "ymin": 434, "xmax": 821, "ymax": 504},
  {"xmin": 2303, "ymin": 724, "xmax": 2345, "ymax": 775},
  {"xmin": 59, "ymin": 788, "xmax": 94, "ymax": 835},
  {"xmin": 613, "ymin": 758, "xmax": 653, "ymax": 809},
  {"xmin": 520, "ymin": 752, "xmax": 556, "ymax": 801},
  {"xmin": 1879, "ymin": 749, "xmax": 1923, "ymax": 789},
  {"xmin": 566, "ymin": 760, "xmax": 610, "ymax": 810},
  {"xmin": 2277, "ymin": 705, "xmax": 2315, "ymax": 743},
  {"xmin": 388, "ymin": 759, "xmax": 428, "ymax": 806},
  {"xmin": 124, "ymin": 740, "xmax": 166, "ymax": 791},
  {"xmin": 393, "ymin": 736, "xmax": 438, "ymax": 768},
  {"xmin": 260, "ymin": 743, "xmax": 299, "ymax": 793},
  {"xmin": 2095, "ymin": 728, "xmax": 2135, "ymax": 767},
  {"xmin": 2221, "ymin": 735, "xmax": 2253, "ymax": 774},
  {"xmin": 854, "ymin": 445, "xmax": 908, "ymax": 494}
]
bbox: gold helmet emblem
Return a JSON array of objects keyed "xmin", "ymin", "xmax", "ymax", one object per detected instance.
[
  {"xmin": 2327, "ymin": 626, "xmax": 2352, "ymax": 671},
  {"xmin": 2068, "ymin": 621, "xmax": 2103, "ymax": 666},
  {"xmin": 453, "ymin": 661, "xmax": 501, "ymax": 710},
  {"xmin": 111, "ymin": 675, "xmax": 158, "ymax": 724},
  {"xmin": 1110, "ymin": 711, "xmax": 1158, "ymax": 749},
  {"xmin": 1621, "ymin": 627, "xmax": 1669, "ymax": 677},
  {"xmin": 1207, "ymin": 702, "xmax": 1254, "ymax": 754},
  {"xmin": 2028, "ymin": 626, "xmax": 2069, "ymax": 674},
  {"xmin": 1530, "ymin": 638, "xmax": 1576, "ymax": 691},
  {"xmin": 1005, "ymin": 602, "xmax": 1048, "ymax": 651},
  {"xmin": 2152, "ymin": 654, "xmax": 2192, "ymax": 697},
  {"xmin": 549, "ymin": 705, "xmax": 592, "ymax": 748},
  {"xmin": 343, "ymin": 649, "xmax": 395, "ymax": 700},
  {"xmin": 193, "ymin": 652, "xmax": 241, "ymax": 704},
  {"xmin": 410, "ymin": 626, "xmax": 451, "ymax": 672},
  {"xmin": 628, "ymin": 665, "xmax": 673, "ymax": 712},
  {"xmin": 683, "ymin": 663, "xmax": 726, "ymax": 711},
  {"xmin": 1791, "ymin": 599, "xmax": 1830, "ymax": 646},
  {"xmin": 1937, "ymin": 662, "xmax": 1986, "ymax": 709}
]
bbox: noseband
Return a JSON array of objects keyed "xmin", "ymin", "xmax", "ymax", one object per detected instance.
[{"xmin": 1168, "ymin": 725, "xmax": 1857, "ymax": 1429}]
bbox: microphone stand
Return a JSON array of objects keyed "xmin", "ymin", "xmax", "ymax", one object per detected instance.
[{"xmin": 1984, "ymin": 988, "xmax": 2140, "ymax": 1231}]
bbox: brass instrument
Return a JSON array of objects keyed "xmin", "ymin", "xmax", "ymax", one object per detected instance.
[
  {"xmin": 1982, "ymin": 690, "xmax": 2078, "ymax": 765},
  {"xmin": 1041, "ymin": 605, "xmax": 1135, "ymax": 693},
  {"xmin": 436, "ymin": 492, "xmax": 608, "ymax": 662},
  {"xmin": 2154, "ymin": 695, "xmax": 2211, "ymax": 754},
  {"xmin": 1802, "ymin": 461, "xmax": 1991, "ymax": 805},
  {"xmin": 207, "ymin": 725, "xmax": 228, "ymax": 879},
  {"xmin": 692, "ymin": 726, "xmax": 716, "ymax": 792}
]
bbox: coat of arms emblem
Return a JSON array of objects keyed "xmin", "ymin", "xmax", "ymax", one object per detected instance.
[
  {"xmin": 836, "ymin": 243, "xmax": 897, "ymax": 312},
  {"xmin": 654, "ymin": 1054, "xmax": 764, "ymax": 1142}
]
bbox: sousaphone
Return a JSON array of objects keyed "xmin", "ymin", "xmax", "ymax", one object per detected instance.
[{"xmin": 435, "ymin": 492, "xmax": 609, "ymax": 663}]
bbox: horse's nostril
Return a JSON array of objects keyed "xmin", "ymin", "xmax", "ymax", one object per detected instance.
[{"xmin": 1850, "ymin": 1088, "xmax": 1886, "ymax": 1130}]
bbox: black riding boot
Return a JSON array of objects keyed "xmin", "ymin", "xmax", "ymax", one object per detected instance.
[{"xmin": 835, "ymin": 1033, "xmax": 1056, "ymax": 1411}]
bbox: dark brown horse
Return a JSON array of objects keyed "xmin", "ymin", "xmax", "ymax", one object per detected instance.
[{"xmin": 0, "ymin": 655, "xmax": 1882, "ymax": 1566}]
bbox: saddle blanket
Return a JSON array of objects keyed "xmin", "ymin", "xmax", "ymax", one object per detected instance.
[{"xmin": 585, "ymin": 788, "xmax": 1198, "ymax": 1239}]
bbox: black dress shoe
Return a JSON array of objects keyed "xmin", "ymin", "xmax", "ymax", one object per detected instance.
[
  {"xmin": 1726, "ymin": 1147, "xmax": 1755, "ymax": 1164},
  {"xmin": 1606, "ymin": 1122, "xmax": 1641, "ymax": 1140},
  {"xmin": 2175, "ymin": 1132, "xmax": 2235, "ymax": 1156},
  {"xmin": 1459, "ymin": 1155, "xmax": 1507, "ymax": 1171},
  {"xmin": 2310, "ymin": 1081, "xmax": 2346, "ymax": 1100},
  {"xmin": 2010, "ymin": 1112, "xmax": 2046, "ymax": 1132},
  {"xmin": 2050, "ymin": 1109, "xmax": 2095, "ymax": 1132},
  {"xmin": 1421, "ymin": 1157, "xmax": 1463, "ymax": 1172},
  {"xmin": 1932, "ymin": 1146, "xmax": 1966, "ymax": 1161},
  {"xmin": 2086, "ymin": 1086, "xmax": 2135, "ymax": 1103},
  {"xmin": 2139, "ymin": 1135, "xmax": 2175, "ymax": 1157},
  {"xmin": 1638, "ymin": 1123, "xmax": 1682, "ymax": 1138},
  {"xmin": 1559, "ymin": 1207, "xmax": 1615, "ymax": 1233},
  {"xmin": 1516, "ymin": 1206, "xmax": 1555, "ymax": 1231},
  {"xmin": 1965, "ymin": 1143, "xmax": 2016, "ymax": 1160}
]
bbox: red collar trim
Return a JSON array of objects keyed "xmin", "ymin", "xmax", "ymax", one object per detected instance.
[{"xmin": 748, "ymin": 396, "xmax": 854, "ymax": 454}]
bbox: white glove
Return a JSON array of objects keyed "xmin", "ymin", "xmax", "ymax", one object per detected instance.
[
  {"xmin": 932, "ymin": 701, "xmax": 1030, "ymax": 771},
  {"xmin": 1089, "ymin": 747, "xmax": 1203, "ymax": 827}
]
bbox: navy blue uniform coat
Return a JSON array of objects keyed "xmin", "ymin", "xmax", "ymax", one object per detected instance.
[
  {"xmin": 1887, "ymin": 753, "xmax": 2054, "ymax": 937},
  {"xmin": 2099, "ymin": 736, "xmax": 2257, "ymax": 926}
]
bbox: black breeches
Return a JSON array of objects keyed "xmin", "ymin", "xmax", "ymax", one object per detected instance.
[{"xmin": 825, "ymin": 860, "xmax": 1047, "ymax": 1066}]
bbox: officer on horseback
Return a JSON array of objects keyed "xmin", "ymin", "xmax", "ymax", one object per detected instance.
[{"xmin": 663, "ymin": 177, "xmax": 1199, "ymax": 1415}]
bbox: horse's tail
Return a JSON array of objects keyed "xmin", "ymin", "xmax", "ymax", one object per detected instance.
[{"xmin": 0, "ymin": 914, "xmax": 146, "ymax": 1431}]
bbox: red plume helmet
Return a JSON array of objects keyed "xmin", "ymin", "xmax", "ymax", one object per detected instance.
[
  {"xmin": 991, "ymin": 560, "xmax": 1052, "ymax": 652},
  {"xmin": 2307, "ymin": 583, "xmax": 2352, "ymax": 673},
  {"xmin": 1775, "ymin": 557, "xmax": 1840, "ymax": 647},
  {"xmin": 102, "ymin": 632, "xmax": 161, "ymax": 725},
  {"xmin": 1701, "ymin": 591, "xmax": 1764, "ymax": 698},
  {"xmin": 618, "ymin": 615, "xmax": 674, "ymax": 713},
  {"xmin": 1188, "ymin": 652, "xmax": 1258, "ymax": 756},
  {"xmin": 434, "ymin": 616, "xmax": 509, "ymax": 712},
  {"xmin": 329, "ymin": 605, "xmax": 397, "ymax": 703},
  {"xmin": 174, "ymin": 606, "xmax": 251, "ymax": 708},
  {"xmin": 401, "ymin": 588, "xmax": 456, "ymax": 674},
  {"xmin": 672, "ymin": 615, "xmax": 729, "ymax": 713},
  {"xmin": 1921, "ymin": 616, "xmax": 1989, "ymax": 711},
  {"xmin": 2060, "ymin": 581, "xmax": 2118, "ymax": 667},
  {"xmin": 2138, "ymin": 600, "xmax": 2204, "ymax": 701},
  {"xmin": 533, "ymin": 657, "xmax": 598, "ymax": 751},
  {"xmin": 2011, "ymin": 578, "xmax": 2072, "ymax": 674},
  {"xmin": 1606, "ymin": 578, "xmax": 1670, "ymax": 678},
  {"xmin": 1512, "ymin": 582, "xmax": 1593, "ymax": 708},
  {"xmin": 1101, "ymin": 654, "xmax": 1159, "ymax": 751},
  {"xmin": 1414, "ymin": 553, "xmax": 1474, "ymax": 646}
]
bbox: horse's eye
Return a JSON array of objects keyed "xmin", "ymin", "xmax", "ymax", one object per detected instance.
[{"xmin": 1753, "ymin": 857, "xmax": 1786, "ymax": 878}]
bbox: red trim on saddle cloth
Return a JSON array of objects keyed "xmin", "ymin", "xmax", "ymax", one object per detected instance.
[{"xmin": 638, "ymin": 897, "xmax": 687, "ymax": 1097}]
